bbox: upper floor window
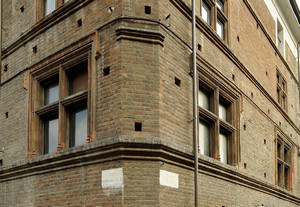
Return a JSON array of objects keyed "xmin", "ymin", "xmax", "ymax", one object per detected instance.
[
  {"xmin": 276, "ymin": 70, "xmax": 287, "ymax": 110},
  {"xmin": 28, "ymin": 47, "xmax": 93, "ymax": 156},
  {"xmin": 198, "ymin": 72, "xmax": 240, "ymax": 166},
  {"xmin": 276, "ymin": 133, "xmax": 293, "ymax": 190},
  {"xmin": 276, "ymin": 19, "xmax": 284, "ymax": 55},
  {"xmin": 201, "ymin": 0, "xmax": 228, "ymax": 42},
  {"xmin": 38, "ymin": 0, "xmax": 70, "ymax": 19},
  {"xmin": 45, "ymin": 0, "xmax": 56, "ymax": 16}
]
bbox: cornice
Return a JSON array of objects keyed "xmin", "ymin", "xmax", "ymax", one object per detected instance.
[
  {"xmin": 0, "ymin": 141, "xmax": 299, "ymax": 204},
  {"xmin": 115, "ymin": 26, "xmax": 165, "ymax": 47}
]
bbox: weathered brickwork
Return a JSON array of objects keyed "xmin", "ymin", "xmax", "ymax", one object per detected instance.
[{"xmin": 0, "ymin": 0, "xmax": 299, "ymax": 206}]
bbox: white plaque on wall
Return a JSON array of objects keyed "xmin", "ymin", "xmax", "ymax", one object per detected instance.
[
  {"xmin": 160, "ymin": 169, "xmax": 179, "ymax": 188},
  {"xmin": 102, "ymin": 168, "xmax": 123, "ymax": 189}
]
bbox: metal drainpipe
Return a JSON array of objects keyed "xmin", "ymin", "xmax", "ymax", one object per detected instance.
[{"xmin": 192, "ymin": 0, "xmax": 198, "ymax": 206}]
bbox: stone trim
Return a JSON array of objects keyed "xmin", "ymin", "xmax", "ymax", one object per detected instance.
[{"xmin": 0, "ymin": 141, "xmax": 299, "ymax": 204}]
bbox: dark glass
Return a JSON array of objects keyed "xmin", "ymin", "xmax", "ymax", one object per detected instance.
[
  {"xmin": 69, "ymin": 69, "xmax": 88, "ymax": 94},
  {"xmin": 277, "ymin": 162, "xmax": 282, "ymax": 185},
  {"xmin": 284, "ymin": 166, "xmax": 289, "ymax": 189}
]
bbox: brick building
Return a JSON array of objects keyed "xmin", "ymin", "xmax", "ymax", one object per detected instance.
[{"xmin": 0, "ymin": 0, "xmax": 299, "ymax": 206}]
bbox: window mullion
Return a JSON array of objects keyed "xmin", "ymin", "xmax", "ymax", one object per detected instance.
[
  {"xmin": 58, "ymin": 66, "xmax": 68, "ymax": 150},
  {"xmin": 213, "ymin": 87, "xmax": 220, "ymax": 160}
]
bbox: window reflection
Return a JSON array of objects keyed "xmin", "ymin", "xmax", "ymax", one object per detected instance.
[
  {"xmin": 44, "ymin": 82, "xmax": 59, "ymax": 105},
  {"xmin": 44, "ymin": 118, "xmax": 58, "ymax": 154},
  {"xmin": 45, "ymin": 0, "xmax": 56, "ymax": 16},
  {"xmin": 70, "ymin": 108, "xmax": 87, "ymax": 147}
]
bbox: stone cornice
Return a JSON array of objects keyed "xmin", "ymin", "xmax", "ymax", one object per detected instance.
[{"xmin": 0, "ymin": 141, "xmax": 299, "ymax": 204}]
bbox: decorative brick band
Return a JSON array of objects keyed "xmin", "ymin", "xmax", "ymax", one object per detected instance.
[{"xmin": 115, "ymin": 26, "xmax": 165, "ymax": 47}]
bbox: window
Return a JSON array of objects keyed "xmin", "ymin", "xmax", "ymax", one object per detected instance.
[
  {"xmin": 201, "ymin": 0, "xmax": 228, "ymax": 41},
  {"xmin": 198, "ymin": 74, "xmax": 240, "ymax": 166},
  {"xmin": 28, "ymin": 47, "xmax": 92, "ymax": 155},
  {"xmin": 277, "ymin": 19, "xmax": 284, "ymax": 55},
  {"xmin": 38, "ymin": 0, "xmax": 70, "ymax": 19},
  {"xmin": 201, "ymin": 1, "xmax": 211, "ymax": 25},
  {"xmin": 44, "ymin": 0, "xmax": 55, "ymax": 16},
  {"xmin": 276, "ymin": 134, "xmax": 292, "ymax": 190},
  {"xmin": 276, "ymin": 70, "xmax": 287, "ymax": 110}
]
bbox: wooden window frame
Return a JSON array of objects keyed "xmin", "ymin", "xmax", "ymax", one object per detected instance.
[
  {"xmin": 200, "ymin": 0, "xmax": 229, "ymax": 43},
  {"xmin": 197, "ymin": 69, "xmax": 240, "ymax": 166},
  {"xmin": 28, "ymin": 47, "xmax": 92, "ymax": 155},
  {"xmin": 275, "ymin": 129, "xmax": 294, "ymax": 191},
  {"xmin": 276, "ymin": 69, "xmax": 287, "ymax": 111}
]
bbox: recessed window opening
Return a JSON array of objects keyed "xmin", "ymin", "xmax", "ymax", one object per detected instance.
[
  {"xmin": 145, "ymin": 6, "xmax": 151, "ymax": 14},
  {"xmin": 0, "ymin": 160, "xmax": 2, "ymax": 166},
  {"xmin": 5, "ymin": 112, "xmax": 8, "ymax": 119},
  {"xmin": 135, "ymin": 122, "xmax": 142, "ymax": 132},
  {"xmin": 175, "ymin": 77, "xmax": 181, "ymax": 87},
  {"xmin": 244, "ymin": 163, "xmax": 247, "ymax": 169}
]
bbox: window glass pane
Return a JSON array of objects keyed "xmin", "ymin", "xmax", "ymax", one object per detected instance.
[
  {"xmin": 70, "ymin": 69, "xmax": 88, "ymax": 94},
  {"xmin": 199, "ymin": 121, "xmax": 210, "ymax": 157},
  {"xmin": 45, "ymin": 0, "xmax": 56, "ymax": 16},
  {"xmin": 277, "ymin": 20, "xmax": 284, "ymax": 54},
  {"xmin": 282, "ymin": 81, "xmax": 285, "ymax": 91},
  {"xmin": 284, "ymin": 166, "xmax": 289, "ymax": 189},
  {"xmin": 277, "ymin": 162, "xmax": 282, "ymax": 185},
  {"xmin": 276, "ymin": 74, "xmax": 280, "ymax": 83},
  {"xmin": 198, "ymin": 89, "xmax": 210, "ymax": 110},
  {"xmin": 70, "ymin": 108, "xmax": 87, "ymax": 147},
  {"xmin": 44, "ymin": 118, "xmax": 58, "ymax": 154},
  {"xmin": 282, "ymin": 95, "xmax": 286, "ymax": 109},
  {"xmin": 277, "ymin": 142, "xmax": 281, "ymax": 159},
  {"xmin": 219, "ymin": 103, "xmax": 227, "ymax": 121},
  {"xmin": 45, "ymin": 83, "xmax": 59, "ymax": 105},
  {"xmin": 219, "ymin": 133, "xmax": 228, "ymax": 164},
  {"xmin": 216, "ymin": 0, "xmax": 224, "ymax": 12},
  {"xmin": 277, "ymin": 89, "xmax": 280, "ymax": 103},
  {"xmin": 284, "ymin": 148, "xmax": 288, "ymax": 163},
  {"xmin": 202, "ymin": 1, "xmax": 211, "ymax": 25},
  {"xmin": 217, "ymin": 19, "xmax": 224, "ymax": 40}
]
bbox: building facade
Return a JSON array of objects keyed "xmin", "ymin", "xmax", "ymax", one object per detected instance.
[{"xmin": 0, "ymin": 0, "xmax": 299, "ymax": 206}]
